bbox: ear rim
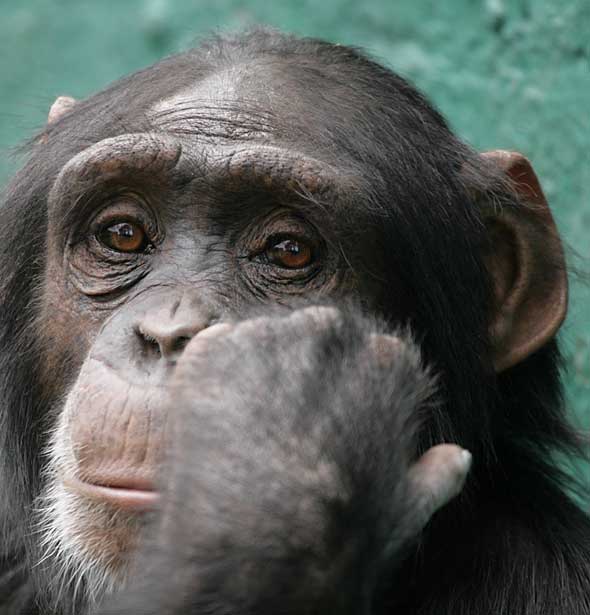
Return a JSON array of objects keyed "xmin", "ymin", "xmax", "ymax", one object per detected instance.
[
  {"xmin": 48, "ymin": 95, "xmax": 77, "ymax": 124},
  {"xmin": 481, "ymin": 150, "xmax": 568, "ymax": 372}
]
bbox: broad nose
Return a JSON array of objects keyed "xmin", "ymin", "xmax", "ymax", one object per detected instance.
[{"xmin": 136, "ymin": 296, "xmax": 215, "ymax": 361}]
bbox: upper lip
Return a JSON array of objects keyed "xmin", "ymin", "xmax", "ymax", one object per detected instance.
[{"xmin": 62, "ymin": 475, "xmax": 160, "ymax": 512}]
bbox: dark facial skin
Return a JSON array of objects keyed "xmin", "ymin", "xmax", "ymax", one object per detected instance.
[
  {"xmin": 37, "ymin": 73, "xmax": 376, "ymax": 598},
  {"xmin": 0, "ymin": 29, "xmax": 584, "ymax": 615}
]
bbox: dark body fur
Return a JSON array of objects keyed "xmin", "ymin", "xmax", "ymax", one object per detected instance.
[{"xmin": 0, "ymin": 28, "xmax": 588, "ymax": 614}]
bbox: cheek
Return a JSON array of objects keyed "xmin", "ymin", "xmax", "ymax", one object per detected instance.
[
  {"xmin": 36, "ymin": 263, "xmax": 98, "ymax": 395},
  {"xmin": 58, "ymin": 355, "xmax": 170, "ymax": 483},
  {"xmin": 35, "ymin": 352, "xmax": 171, "ymax": 585}
]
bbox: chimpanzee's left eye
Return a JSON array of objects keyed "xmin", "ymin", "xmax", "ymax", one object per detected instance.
[{"xmin": 265, "ymin": 236, "xmax": 314, "ymax": 269}]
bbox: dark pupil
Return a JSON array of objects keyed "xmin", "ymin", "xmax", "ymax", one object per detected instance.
[
  {"xmin": 114, "ymin": 223, "xmax": 135, "ymax": 238},
  {"xmin": 100, "ymin": 221, "xmax": 145, "ymax": 252},
  {"xmin": 268, "ymin": 238, "xmax": 311, "ymax": 269},
  {"xmin": 278, "ymin": 240, "xmax": 299, "ymax": 255}
]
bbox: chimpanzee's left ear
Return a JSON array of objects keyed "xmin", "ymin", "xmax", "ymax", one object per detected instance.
[{"xmin": 481, "ymin": 150, "xmax": 568, "ymax": 372}]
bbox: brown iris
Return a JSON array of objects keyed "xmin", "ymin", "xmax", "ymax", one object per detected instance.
[
  {"xmin": 99, "ymin": 221, "xmax": 148, "ymax": 253},
  {"xmin": 266, "ymin": 237, "xmax": 313, "ymax": 269}
]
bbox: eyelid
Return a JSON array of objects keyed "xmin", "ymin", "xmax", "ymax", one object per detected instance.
[
  {"xmin": 248, "ymin": 232, "xmax": 318, "ymax": 269},
  {"xmin": 265, "ymin": 231, "xmax": 311, "ymax": 245},
  {"xmin": 253, "ymin": 232, "xmax": 313, "ymax": 255},
  {"xmin": 240, "ymin": 208, "xmax": 323, "ymax": 261},
  {"xmin": 94, "ymin": 213, "xmax": 147, "ymax": 233},
  {"xmin": 93, "ymin": 196, "xmax": 157, "ymax": 234},
  {"xmin": 91, "ymin": 194, "xmax": 149, "ymax": 221},
  {"xmin": 65, "ymin": 195, "xmax": 159, "ymax": 255}
]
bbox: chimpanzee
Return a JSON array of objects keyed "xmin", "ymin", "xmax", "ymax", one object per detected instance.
[
  {"xmin": 95, "ymin": 308, "xmax": 472, "ymax": 615},
  {"xmin": 0, "ymin": 27, "xmax": 588, "ymax": 615}
]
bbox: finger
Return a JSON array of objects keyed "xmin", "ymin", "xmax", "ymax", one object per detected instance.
[{"xmin": 407, "ymin": 444, "xmax": 472, "ymax": 532}]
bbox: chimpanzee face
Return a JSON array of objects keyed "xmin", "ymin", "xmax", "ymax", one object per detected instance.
[{"xmin": 36, "ymin": 66, "xmax": 378, "ymax": 600}]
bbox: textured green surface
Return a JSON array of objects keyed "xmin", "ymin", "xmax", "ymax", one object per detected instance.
[{"xmin": 0, "ymin": 0, "xmax": 588, "ymax": 424}]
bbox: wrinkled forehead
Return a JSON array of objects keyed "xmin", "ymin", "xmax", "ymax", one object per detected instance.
[
  {"xmin": 147, "ymin": 63, "xmax": 354, "ymax": 150},
  {"xmin": 148, "ymin": 68, "xmax": 270, "ymax": 138},
  {"xmin": 47, "ymin": 66, "xmax": 365, "ymax": 228},
  {"xmin": 43, "ymin": 61, "xmax": 371, "ymax": 235}
]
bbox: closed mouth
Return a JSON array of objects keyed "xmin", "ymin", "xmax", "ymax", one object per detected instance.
[{"xmin": 62, "ymin": 475, "xmax": 160, "ymax": 512}]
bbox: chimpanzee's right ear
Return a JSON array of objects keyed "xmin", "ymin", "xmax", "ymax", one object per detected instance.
[
  {"xmin": 480, "ymin": 151, "xmax": 568, "ymax": 372},
  {"xmin": 47, "ymin": 95, "xmax": 77, "ymax": 124}
]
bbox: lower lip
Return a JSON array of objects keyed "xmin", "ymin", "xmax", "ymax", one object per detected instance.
[{"xmin": 62, "ymin": 476, "xmax": 160, "ymax": 512}]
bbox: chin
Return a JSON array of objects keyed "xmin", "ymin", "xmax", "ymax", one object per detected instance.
[{"xmin": 33, "ymin": 424, "xmax": 145, "ymax": 609}]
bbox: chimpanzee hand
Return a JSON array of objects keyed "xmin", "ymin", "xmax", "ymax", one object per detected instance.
[
  {"xmin": 96, "ymin": 306, "xmax": 471, "ymax": 615},
  {"xmin": 168, "ymin": 305, "xmax": 432, "ymax": 502},
  {"xmin": 119, "ymin": 306, "xmax": 471, "ymax": 615},
  {"xmin": 172, "ymin": 304, "xmax": 470, "ymax": 521}
]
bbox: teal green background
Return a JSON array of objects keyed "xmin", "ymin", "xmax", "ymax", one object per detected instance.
[{"xmin": 0, "ymin": 1, "xmax": 588, "ymax": 427}]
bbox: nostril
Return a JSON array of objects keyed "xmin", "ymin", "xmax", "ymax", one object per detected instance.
[
  {"xmin": 136, "ymin": 324, "xmax": 196, "ymax": 361},
  {"xmin": 170, "ymin": 335, "xmax": 191, "ymax": 356},
  {"xmin": 136, "ymin": 327, "xmax": 162, "ymax": 358}
]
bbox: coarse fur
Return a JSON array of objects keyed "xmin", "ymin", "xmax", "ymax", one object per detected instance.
[{"xmin": 0, "ymin": 28, "xmax": 588, "ymax": 615}]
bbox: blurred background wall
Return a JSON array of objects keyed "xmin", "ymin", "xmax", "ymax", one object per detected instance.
[{"xmin": 0, "ymin": 0, "xmax": 588, "ymax": 432}]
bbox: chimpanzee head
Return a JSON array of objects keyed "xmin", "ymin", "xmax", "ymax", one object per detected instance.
[{"xmin": 0, "ymin": 29, "xmax": 566, "ymax": 612}]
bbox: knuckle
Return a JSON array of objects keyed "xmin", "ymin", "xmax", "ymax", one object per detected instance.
[
  {"xmin": 288, "ymin": 306, "xmax": 342, "ymax": 329},
  {"xmin": 196, "ymin": 322, "xmax": 234, "ymax": 340},
  {"xmin": 367, "ymin": 333, "xmax": 405, "ymax": 366},
  {"xmin": 233, "ymin": 317, "xmax": 270, "ymax": 337}
]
